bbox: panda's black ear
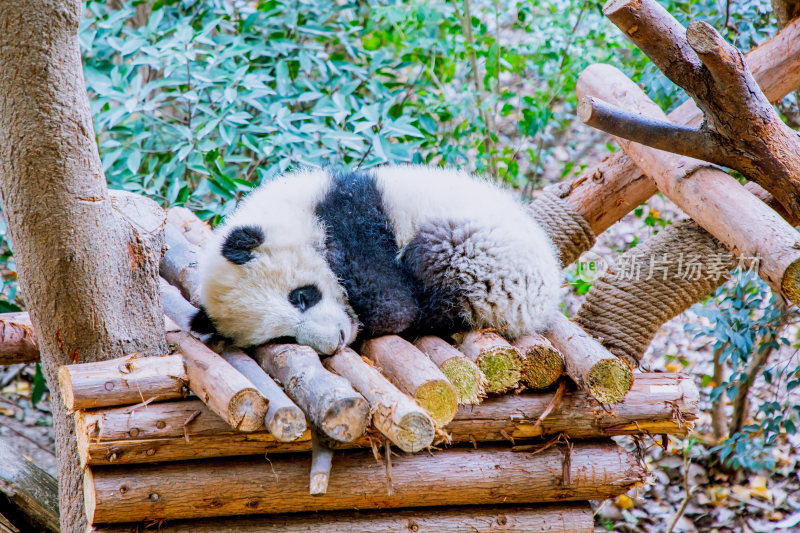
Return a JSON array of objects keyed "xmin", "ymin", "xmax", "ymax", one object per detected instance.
[
  {"xmin": 190, "ymin": 306, "xmax": 218, "ymax": 335},
  {"xmin": 222, "ymin": 225, "xmax": 265, "ymax": 265}
]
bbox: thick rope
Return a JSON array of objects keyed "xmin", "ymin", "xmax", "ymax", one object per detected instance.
[
  {"xmin": 575, "ymin": 220, "xmax": 738, "ymax": 366},
  {"xmin": 527, "ymin": 183, "xmax": 596, "ymax": 267}
]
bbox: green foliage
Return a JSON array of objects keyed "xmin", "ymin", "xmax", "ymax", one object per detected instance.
[
  {"xmin": 686, "ymin": 271, "xmax": 795, "ymax": 471},
  {"xmin": 31, "ymin": 363, "xmax": 47, "ymax": 407}
]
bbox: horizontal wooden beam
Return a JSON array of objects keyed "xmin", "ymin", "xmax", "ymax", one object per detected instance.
[
  {"xmin": 84, "ymin": 442, "xmax": 644, "ymax": 523},
  {"xmin": 87, "ymin": 502, "xmax": 594, "ymax": 533},
  {"xmin": 76, "ymin": 373, "xmax": 696, "ymax": 466}
]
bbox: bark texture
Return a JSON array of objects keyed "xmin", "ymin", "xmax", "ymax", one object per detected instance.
[
  {"xmin": 544, "ymin": 315, "xmax": 632, "ymax": 404},
  {"xmin": 454, "ymin": 331, "xmax": 522, "ymax": 394},
  {"xmin": 254, "ymin": 343, "xmax": 370, "ymax": 443},
  {"xmin": 0, "ymin": 4, "xmax": 167, "ymax": 531},
  {"xmin": 361, "ymin": 335, "xmax": 458, "ymax": 426},
  {"xmin": 83, "ymin": 442, "xmax": 644, "ymax": 523},
  {"xmin": 324, "ymin": 348, "xmax": 435, "ymax": 452}
]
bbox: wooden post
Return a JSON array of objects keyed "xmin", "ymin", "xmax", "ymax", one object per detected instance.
[
  {"xmin": 513, "ymin": 335, "xmax": 564, "ymax": 390},
  {"xmin": 309, "ymin": 431, "xmax": 333, "ymax": 496},
  {"xmin": 219, "ymin": 348, "xmax": 306, "ymax": 442},
  {"xmin": 454, "ymin": 331, "xmax": 522, "ymax": 394},
  {"xmin": 75, "ymin": 373, "xmax": 697, "ymax": 466},
  {"xmin": 544, "ymin": 315, "xmax": 632, "ymax": 404},
  {"xmin": 414, "ymin": 336, "xmax": 486, "ymax": 405},
  {"xmin": 87, "ymin": 503, "xmax": 594, "ymax": 533},
  {"xmin": 166, "ymin": 327, "xmax": 267, "ymax": 432},
  {"xmin": 83, "ymin": 442, "xmax": 645, "ymax": 523},
  {"xmin": 58, "ymin": 354, "xmax": 188, "ymax": 410},
  {"xmin": 360, "ymin": 336, "xmax": 458, "ymax": 426},
  {"xmin": 324, "ymin": 348, "xmax": 435, "ymax": 452},
  {"xmin": 254, "ymin": 343, "xmax": 370, "ymax": 443}
]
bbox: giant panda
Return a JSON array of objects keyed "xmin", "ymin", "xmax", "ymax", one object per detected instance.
[{"xmin": 191, "ymin": 165, "xmax": 563, "ymax": 355}]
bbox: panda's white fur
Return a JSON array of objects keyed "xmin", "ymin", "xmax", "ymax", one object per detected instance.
[
  {"xmin": 196, "ymin": 165, "xmax": 562, "ymax": 354},
  {"xmin": 198, "ymin": 169, "xmax": 358, "ymax": 354}
]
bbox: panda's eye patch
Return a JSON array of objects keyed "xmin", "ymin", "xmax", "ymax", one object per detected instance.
[
  {"xmin": 222, "ymin": 225, "xmax": 265, "ymax": 265},
  {"xmin": 288, "ymin": 285, "xmax": 322, "ymax": 312}
]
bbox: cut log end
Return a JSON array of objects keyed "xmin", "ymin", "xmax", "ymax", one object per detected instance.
[
  {"xmin": 522, "ymin": 350, "xmax": 564, "ymax": 390},
  {"xmin": 476, "ymin": 349, "xmax": 522, "ymax": 394},
  {"xmin": 229, "ymin": 389, "xmax": 269, "ymax": 432},
  {"xmin": 393, "ymin": 411, "xmax": 436, "ymax": 453},
  {"xmin": 321, "ymin": 397, "xmax": 371, "ymax": 443},
  {"xmin": 57, "ymin": 366, "xmax": 75, "ymax": 410},
  {"xmin": 781, "ymin": 258, "xmax": 800, "ymax": 305},
  {"xmin": 439, "ymin": 357, "xmax": 486, "ymax": 405},
  {"xmin": 309, "ymin": 472, "xmax": 329, "ymax": 496},
  {"xmin": 601, "ymin": 0, "xmax": 633, "ymax": 16},
  {"xmin": 514, "ymin": 335, "xmax": 565, "ymax": 390},
  {"xmin": 269, "ymin": 407, "xmax": 308, "ymax": 442},
  {"xmin": 586, "ymin": 359, "xmax": 633, "ymax": 404},
  {"xmin": 413, "ymin": 379, "xmax": 458, "ymax": 427},
  {"xmin": 83, "ymin": 467, "xmax": 97, "ymax": 525}
]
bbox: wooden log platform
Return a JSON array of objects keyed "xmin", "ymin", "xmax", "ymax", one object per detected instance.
[
  {"xmin": 58, "ymin": 353, "xmax": 188, "ymax": 410},
  {"xmin": 167, "ymin": 326, "xmax": 267, "ymax": 432},
  {"xmin": 361, "ymin": 335, "xmax": 458, "ymax": 426},
  {"xmin": 545, "ymin": 315, "xmax": 632, "ymax": 404},
  {"xmin": 414, "ymin": 336, "xmax": 486, "ymax": 405},
  {"xmin": 75, "ymin": 373, "xmax": 697, "ymax": 466},
  {"xmin": 254, "ymin": 343, "xmax": 370, "ymax": 443},
  {"xmin": 455, "ymin": 331, "xmax": 523, "ymax": 394},
  {"xmin": 324, "ymin": 348, "xmax": 435, "ymax": 452},
  {"xmin": 220, "ymin": 347, "xmax": 306, "ymax": 442},
  {"xmin": 87, "ymin": 502, "xmax": 594, "ymax": 532},
  {"xmin": 83, "ymin": 441, "xmax": 645, "ymax": 523}
]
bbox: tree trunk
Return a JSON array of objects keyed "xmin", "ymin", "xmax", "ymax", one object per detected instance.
[
  {"xmin": 83, "ymin": 442, "xmax": 644, "ymax": 523},
  {"xmin": 87, "ymin": 503, "xmax": 594, "ymax": 533},
  {"xmin": 0, "ymin": 3, "xmax": 167, "ymax": 531}
]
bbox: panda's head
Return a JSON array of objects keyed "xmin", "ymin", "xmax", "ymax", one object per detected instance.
[{"xmin": 193, "ymin": 223, "xmax": 359, "ymax": 355}]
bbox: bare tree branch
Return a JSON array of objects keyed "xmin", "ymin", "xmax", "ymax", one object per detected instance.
[{"xmin": 577, "ymin": 96, "xmax": 718, "ymax": 164}]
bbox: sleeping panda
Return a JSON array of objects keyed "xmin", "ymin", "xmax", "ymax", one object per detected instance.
[{"xmin": 191, "ymin": 165, "xmax": 563, "ymax": 355}]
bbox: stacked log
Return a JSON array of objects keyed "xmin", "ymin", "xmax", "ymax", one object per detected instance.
[
  {"xmin": 83, "ymin": 442, "xmax": 645, "ymax": 523},
  {"xmin": 361, "ymin": 335, "xmax": 458, "ymax": 426},
  {"xmin": 74, "ymin": 372, "xmax": 697, "ymax": 466},
  {"xmin": 89, "ymin": 503, "xmax": 594, "ymax": 533},
  {"xmin": 455, "ymin": 331, "xmax": 523, "ymax": 394}
]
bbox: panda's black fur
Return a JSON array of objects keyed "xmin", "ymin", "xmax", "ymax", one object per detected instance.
[{"xmin": 314, "ymin": 170, "xmax": 420, "ymax": 337}]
